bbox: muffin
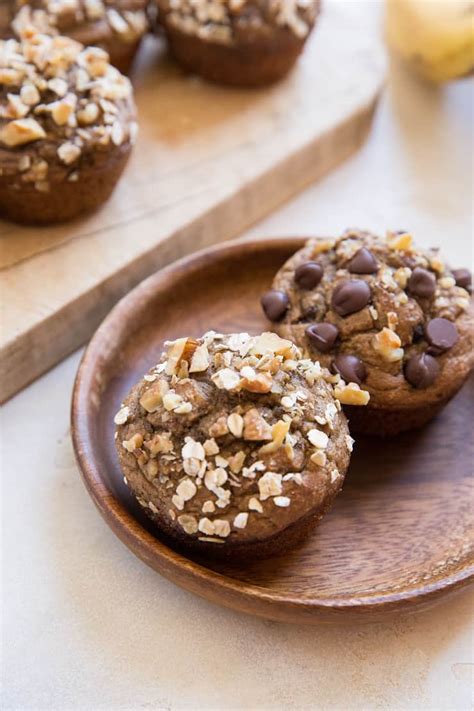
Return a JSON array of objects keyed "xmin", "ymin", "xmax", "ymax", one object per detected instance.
[
  {"xmin": 261, "ymin": 230, "xmax": 473, "ymax": 436},
  {"xmin": 0, "ymin": 31, "xmax": 137, "ymax": 224},
  {"xmin": 156, "ymin": 0, "xmax": 320, "ymax": 87},
  {"xmin": 114, "ymin": 330, "xmax": 364, "ymax": 559},
  {"xmin": 1, "ymin": 1, "xmax": 148, "ymax": 74}
]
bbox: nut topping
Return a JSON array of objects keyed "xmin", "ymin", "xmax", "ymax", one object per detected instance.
[
  {"xmin": 116, "ymin": 331, "xmax": 358, "ymax": 547},
  {"xmin": 0, "ymin": 118, "xmax": 46, "ymax": 146},
  {"xmin": 372, "ymin": 327, "xmax": 404, "ymax": 362}
]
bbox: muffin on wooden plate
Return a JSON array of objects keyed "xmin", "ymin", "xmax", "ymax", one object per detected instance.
[
  {"xmin": 114, "ymin": 330, "xmax": 365, "ymax": 559},
  {"xmin": 2, "ymin": 0, "xmax": 148, "ymax": 73},
  {"xmin": 156, "ymin": 0, "xmax": 320, "ymax": 87},
  {"xmin": 261, "ymin": 229, "xmax": 474, "ymax": 436},
  {"xmin": 0, "ymin": 31, "xmax": 137, "ymax": 224}
]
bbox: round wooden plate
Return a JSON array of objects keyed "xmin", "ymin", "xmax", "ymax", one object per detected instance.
[{"xmin": 72, "ymin": 238, "xmax": 474, "ymax": 624}]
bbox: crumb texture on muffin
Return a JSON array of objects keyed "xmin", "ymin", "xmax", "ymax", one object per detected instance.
[
  {"xmin": 115, "ymin": 331, "xmax": 357, "ymax": 553},
  {"xmin": 264, "ymin": 229, "xmax": 474, "ymax": 411},
  {"xmin": 0, "ymin": 30, "xmax": 136, "ymax": 211}
]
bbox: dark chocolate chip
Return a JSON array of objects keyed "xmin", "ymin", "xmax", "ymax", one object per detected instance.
[
  {"xmin": 407, "ymin": 267, "xmax": 436, "ymax": 299},
  {"xmin": 331, "ymin": 280, "xmax": 371, "ymax": 316},
  {"xmin": 412, "ymin": 323, "xmax": 425, "ymax": 343},
  {"xmin": 305, "ymin": 323, "xmax": 339, "ymax": 353},
  {"xmin": 425, "ymin": 317, "xmax": 459, "ymax": 354},
  {"xmin": 261, "ymin": 290, "xmax": 289, "ymax": 322},
  {"xmin": 452, "ymin": 268, "xmax": 472, "ymax": 292},
  {"xmin": 294, "ymin": 261, "xmax": 323, "ymax": 290},
  {"xmin": 347, "ymin": 248, "xmax": 378, "ymax": 274},
  {"xmin": 405, "ymin": 353, "xmax": 439, "ymax": 389},
  {"xmin": 331, "ymin": 354, "xmax": 367, "ymax": 386}
]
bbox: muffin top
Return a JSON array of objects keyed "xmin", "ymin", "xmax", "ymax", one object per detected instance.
[
  {"xmin": 115, "ymin": 331, "xmax": 359, "ymax": 546},
  {"xmin": 158, "ymin": 0, "xmax": 320, "ymax": 46},
  {"xmin": 2, "ymin": 1, "xmax": 148, "ymax": 45},
  {"xmin": 263, "ymin": 229, "xmax": 473, "ymax": 408},
  {"xmin": 0, "ymin": 30, "xmax": 137, "ymax": 192}
]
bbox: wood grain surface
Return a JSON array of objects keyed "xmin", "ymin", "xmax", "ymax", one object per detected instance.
[
  {"xmin": 71, "ymin": 237, "xmax": 474, "ymax": 624},
  {"xmin": 0, "ymin": 0, "xmax": 385, "ymax": 402}
]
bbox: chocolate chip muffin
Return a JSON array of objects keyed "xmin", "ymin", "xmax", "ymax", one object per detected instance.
[
  {"xmin": 2, "ymin": 1, "xmax": 148, "ymax": 73},
  {"xmin": 155, "ymin": 0, "xmax": 320, "ymax": 87},
  {"xmin": 114, "ymin": 331, "xmax": 362, "ymax": 559},
  {"xmin": 262, "ymin": 230, "xmax": 474, "ymax": 436},
  {"xmin": 0, "ymin": 31, "xmax": 137, "ymax": 224}
]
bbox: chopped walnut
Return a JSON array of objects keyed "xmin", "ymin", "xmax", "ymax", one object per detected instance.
[
  {"xmin": 209, "ymin": 415, "xmax": 229, "ymax": 438},
  {"xmin": 122, "ymin": 433, "xmax": 143, "ymax": 452},
  {"xmin": 243, "ymin": 408, "xmax": 272, "ymax": 441},
  {"xmin": 146, "ymin": 433, "xmax": 173, "ymax": 456},
  {"xmin": 334, "ymin": 383, "xmax": 370, "ymax": 406},
  {"xmin": 139, "ymin": 380, "xmax": 169, "ymax": 412},
  {"xmin": 372, "ymin": 327, "xmax": 404, "ymax": 362},
  {"xmin": 0, "ymin": 118, "xmax": 45, "ymax": 147},
  {"xmin": 388, "ymin": 232, "xmax": 413, "ymax": 251}
]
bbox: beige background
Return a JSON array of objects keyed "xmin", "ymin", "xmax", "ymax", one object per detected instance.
[{"xmin": 2, "ymin": 17, "xmax": 474, "ymax": 711}]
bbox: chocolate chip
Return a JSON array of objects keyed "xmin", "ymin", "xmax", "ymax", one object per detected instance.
[
  {"xmin": 261, "ymin": 290, "xmax": 289, "ymax": 322},
  {"xmin": 331, "ymin": 280, "xmax": 371, "ymax": 316},
  {"xmin": 347, "ymin": 248, "xmax": 378, "ymax": 274},
  {"xmin": 405, "ymin": 353, "xmax": 439, "ymax": 389},
  {"xmin": 306, "ymin": 323, "xmax": 339, "ymax": 353},
  {"xmin": 407, "ymin": 267, "xmax": 436, "ymax": 299},
  {"xmin": 331, "ymin": 354, "xmax": 367, "ymax": 386},
  {"xmin": 425, "ymin": 317, "xmax": 459, "ymax": 354},
  {"xmin": 452, "ymin": 268, "xmax": 472, "ymax": 292},
  {"xmin": 294, "ymin": 261, "xmax": 323, "ymax": 290},
  {"xmin": 412, "ymin": 323, "xmax": 425, "ymax": 343}
]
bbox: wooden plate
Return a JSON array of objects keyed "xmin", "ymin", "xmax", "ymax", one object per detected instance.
[{"xmin": 72, "ymin": 238, "xmax": 474, "ymax": 624}]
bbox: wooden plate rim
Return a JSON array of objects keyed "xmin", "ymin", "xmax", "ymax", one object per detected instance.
[{"xmin": 71, "ymin": 237, "xmax": 474, "ymax": 621}]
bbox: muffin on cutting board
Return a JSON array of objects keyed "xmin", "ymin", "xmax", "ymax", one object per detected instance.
[
  {"xmin": 156, "ymin": 0, "xmax": 321, "ymax": 86},
  {"xmin": 1, "ymin": 0, "xmax": 148, "ymax": 73},
  {"xmin": 0, "ymin": 30, "xmax": 137, "ymax": 224}
]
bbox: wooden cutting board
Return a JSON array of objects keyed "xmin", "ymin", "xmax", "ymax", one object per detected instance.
[{"xmin": 0, "ymin": 0, "xmax": 385, "ymax": 402}]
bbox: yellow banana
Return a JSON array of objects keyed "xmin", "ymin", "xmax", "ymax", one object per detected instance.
[{"xmin": 386, "ymin": 0, "xmax": 474, "ymax": 83}]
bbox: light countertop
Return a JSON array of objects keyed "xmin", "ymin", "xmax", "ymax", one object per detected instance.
[{"xmin": 2, "ymin": 36, "xmax": 473, "ymax": 711}]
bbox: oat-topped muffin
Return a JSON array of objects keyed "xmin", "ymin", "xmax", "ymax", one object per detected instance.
[
  {"xmin": 0, "ymin": 31, "xmax": 137, "ymax": 224},
  {"xmin": 1, "ymin": 1, "xmax": 148, "ymax": 73},
  {"xmin": 114, "ymin": 331, "xmax": 364, "ymax": 559},
  {"xmin": 156, "ymin": 0, "xmax": 320, "ymax": 86},
  {"xmin": 262, "ymin": 230, "xmax": 474, "ymax": 436}
]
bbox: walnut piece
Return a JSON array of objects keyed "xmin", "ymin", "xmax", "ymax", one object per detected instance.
[
  {"xmin": 243, "ymin": 408, "xmax": 272, "ymax": 441},
  {"xmin": 0, "ymin": 118, "xmax": 46, "ymax": 147},
  {"xmin": 334, "ymin": 383, "xmax": 370, "ymax": 406},
  {"xmin": 372, "ymin": 327, "xmax": 404, "ymax": 362}
]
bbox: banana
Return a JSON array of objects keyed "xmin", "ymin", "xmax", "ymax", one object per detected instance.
[{"xmin": 386, "ymin": 0, "xmax": 474, "ymax": 83}]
